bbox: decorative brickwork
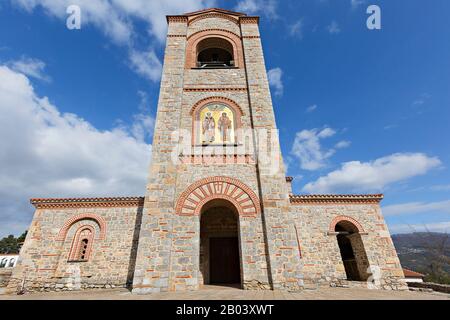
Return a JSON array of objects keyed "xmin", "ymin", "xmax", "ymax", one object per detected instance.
[
  {"xmin": 166, "ymin": 16, "xmax": 188, "ymax": 23},
  {"xmin": 190, "ymin": 96, "xmax": 244, "ymax": 116},
  {"xmin": 290, "ymin": 194, "xmax": 383, "ymax": 205},
  {"xmin": 188, "ymin": 13, "xmax": 239, "ymax": 26},
  {"xmin": 329, "ymin": 215, "xmax": 366, "ymax": 234},
  {"xmin": 239, "ymin": 17, "xmax": 260, "ymax": 24},
  {"xmin": 175, "ymin": 176, "xmax": 260, "ymax": 217},
  {"xmin": 187, "ymin": 28, "xmax": 240, "ymax": 40},
  {"xmin": 31, "ymin": 197, "xmax": 144, "ymax": 209},
  {"xmin": 183, "ymin": 87, "xmax": 247, "ymax": 92},
  {"xmin": 68, "ymin": 225, "xmax": 95, "ymax": 261},
  {"xmin": 56, "ymin": 213, "xmax": 107, "ymax": 241},
  {"xmin": 179, "ymin": 154, "xmax": 256, "ymax": 165}
]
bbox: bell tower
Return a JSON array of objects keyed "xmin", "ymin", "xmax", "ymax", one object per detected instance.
[{"xmin": 132, "ymin": 8, "xmax": 303, "ymax": 293}]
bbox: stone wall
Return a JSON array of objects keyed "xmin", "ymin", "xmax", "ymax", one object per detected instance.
[
  {"xmin": 408, "ymin": 282, "xmax": 450, "ymax": 294},
  {"xmin": 7, "ymin": 205, "xmax": 142, "ymax": 294},
  {"xmin": 240, "ymin": 18, "xmax": 303, "ymax": 291},
  {"xmin": 0, "ymin": 269, "xmax": 12, "ymax": 288},
  {"xmin": 291, "ymin": 202, "xmax": 407, "ymax": 290},
  {"xmin": 132, "ymin": 18, "xmax": 190, "ymax": 294}
]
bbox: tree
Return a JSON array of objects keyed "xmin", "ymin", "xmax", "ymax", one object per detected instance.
[{"xmin": 0, "ymin": 231, "xmax": 27, "ymax": 254}]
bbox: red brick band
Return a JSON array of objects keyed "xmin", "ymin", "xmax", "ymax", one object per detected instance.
[
  {"xmin": 329, "ymin": 215, "xmax": 365, "ymax": 234},
  {"xmin": 56, "ymin": 213, "xmax": 106, "ymax": 241},
  {"xmin": 175, "ymin": 176, "xmax": 260, "ymax": 217}
]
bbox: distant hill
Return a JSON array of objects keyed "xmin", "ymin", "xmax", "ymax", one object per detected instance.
[{"xmin": 391, "ymin": 232, "xmax": 450, "ymax": 284}]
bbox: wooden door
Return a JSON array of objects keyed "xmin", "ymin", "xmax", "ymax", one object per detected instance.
[{"xmin": 209, "ymin": 237, "xmax": 240, "ymax": 284}]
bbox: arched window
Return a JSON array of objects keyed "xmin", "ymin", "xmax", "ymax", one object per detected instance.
[
  {"xmin": 196, "ymin": 37, "xmax": 234, "ymax": 68},
  {"xmin": 68, "ymin": 226, "xmax": 94, "ymax": 262},
  {"xmin": 8, "ymin": 258, "xmax": 15, "ymax": 268},
  {"xmin": 197, "ymin": 102, "xmax": 236, "ymax": 145},
  {"xmin": 0, "ymin": 258, "xmax": 6, "ymax": 268}
]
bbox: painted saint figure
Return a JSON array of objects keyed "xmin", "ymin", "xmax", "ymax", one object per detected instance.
[
  {"xmin": 218, "ymin": 112, "xmax": 232, "ymax": 143},
  {"xmin": 202, "ymin": 112, "xmax": 215, "ymax": 143}
]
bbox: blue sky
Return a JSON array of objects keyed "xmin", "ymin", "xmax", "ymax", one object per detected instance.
[{"xmin": 0, "ymin": 0, "xmax": 449, "ymax": 237}]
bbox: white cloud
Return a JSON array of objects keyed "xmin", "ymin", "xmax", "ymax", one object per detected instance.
[
  {"xmin": 129, "ymin": 49, "xmax": 163, "ymax": 82},
  {"xmin": 111, "ymin": 0, "xmax": 216, "ymax": 42},
  {"xmin": 14, "ymin": 0, "xmax": 133, "ymax": 45},
  {"xmin": 335, "ymin": 140, "xmax": 351, "ymax": 149},
  {"xmin": 0, "ymin": 65, "xmax": 153, "ymax": 237},
  {"xmin": 430, "ymin": 184, "xmax": 450, "ymax": 191},
  {"xmin": 6, "ymin": 56, "xmax": 50, "ymax": 82},
  {"xmin": 383, "ymin": 200, "xmax": 450, "ymax": 216},
  {"xmin": 303, "ymin": 153, "xmax": 441, "ymax": 194},
  {"xmin": 389, "ymin": 221, "xmax": 450, "ymax": 234},
  {"xmin": 11, "ymin": 0, "xmax": 215, "ymax": 81},
  {"xmin": 317, "ymin": 127, "xmax": 335, "ymax": 138},
  {"xmin": 235, "ymin": 0, "xmax": 278, "ymax": 19},
  {"xmin": 327, "ymin": 20, "xmax": 341, "ymax": 34},
  {"xmin": 13, "ymin": 0, "xmax": 215, "ymax": 42},
  {"xmin": 412, "ymin": 93, "xmax": 431, "ymax": 107},
  {"xmin": 130, "ymin": 90, "xmax": 156, "ymax": 142},
  {"xmin": 291, "ymin": 127, "xmax": 340, "ymax": 171},
  {"xmin": 351, "ymin": 0, "xmax": 366, "ymax": 10},
  {"xmin": 267, "ymin": 67, "xmax": 284, "ymax": 97},
  {"xmin": 306, "ymin": 104, "xmax": 317, "ymax": 113},
  {"xmin": 384, "ymin": 124, "xmax": 398, "ymax": 130},
  {"xmin": 289, "ymin": 19, "xmax": 304, "ymax": 39}
]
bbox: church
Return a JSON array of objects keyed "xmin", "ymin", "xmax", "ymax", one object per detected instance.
[{"xmin": 6, "ymin": 8, "xmax": 407, "ymax": 294}]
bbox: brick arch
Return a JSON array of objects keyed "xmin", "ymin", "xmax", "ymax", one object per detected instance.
[
  {"xmin": 56, "ymin": 213, "xmax": 106, "ymax": 241},
  {"xmin": 190, "ymin": 96, "xmax": 244, "ymax": 116},
  {"xmin": 329, "ymin": 215, "xmax": 365, "ymax": 234},
  {"xmin": 175, "ymin": 176, "xmax": 260, "ymax": 217},
  {"xmin": 185, "ymin": 30, "xmax": 244, "ymax": 69}
]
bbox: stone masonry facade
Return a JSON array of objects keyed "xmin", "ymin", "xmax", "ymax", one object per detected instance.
[{"xmin": 5, "ymin": 8, "xmax": 406, "ymax": 294}]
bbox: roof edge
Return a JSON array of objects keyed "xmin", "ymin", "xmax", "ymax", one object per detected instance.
[
  {"xmin": 166, "ymin": 7, "xmax": 257, "ymax": 24},
  {"xmin": 183, "ymin": 8, "xmax": 247, "ymax": 17},
  {"xmin": 31, "ymin": 197, "xmax": 145, "ymax": 209},
  {"xmin": 290, "ymin": 194, "xmax": 384, "ymax": 204},
  {"xmin": 403, "ymin": 268, "xmax": 425, "ymax": 278}
]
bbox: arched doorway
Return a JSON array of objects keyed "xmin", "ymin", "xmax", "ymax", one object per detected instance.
[
  {"xmin": 200, "ymin": 199, "xmax": 242, "ymax": 287},
  {"xmin": 335, "ymin": 220, "xmax": 370, "ymax": 281}
]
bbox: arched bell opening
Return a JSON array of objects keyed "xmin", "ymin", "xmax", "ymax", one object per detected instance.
[{"xmin": 196, "ymin": 37, "xmax": 235, "ymax": 68}]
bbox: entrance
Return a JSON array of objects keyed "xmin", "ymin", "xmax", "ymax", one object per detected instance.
[
  {"xmin": 200, "ymin": 199, "xmax": 241, "ymax": 287},
  {"xmin": 335, "ymin": 221, "xmax": 370, "ymax": 281}
]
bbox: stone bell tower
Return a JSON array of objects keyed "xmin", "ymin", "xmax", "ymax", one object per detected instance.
[{"xmin": 132, "ymin": 8, "xmax": 303, "ymax": 293}]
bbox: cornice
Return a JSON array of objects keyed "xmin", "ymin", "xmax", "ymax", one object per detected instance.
[
  {"xmin": 166, "ymin": 15, "xmax": 188, "ymax": 24},
  {"xmin": 239, "ymin": 16, "xmax": 260, "ymax": 24},
  {"xmin": 289, "ymin": 194, "xmax": 384, "ymax": 205},
  {"xmin": 183, "ymin": 87, "xmax": 247, "ymax": 92},
  {"xmin": 31, "ymin": 197, "xmax": 145, "ymax": 209}
]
